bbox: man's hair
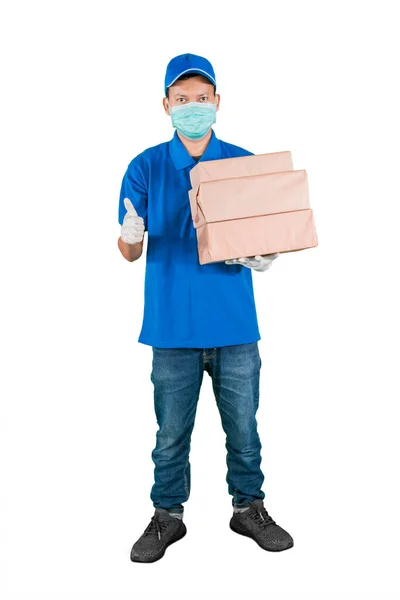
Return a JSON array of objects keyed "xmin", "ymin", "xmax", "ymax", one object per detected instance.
[{"xmin": 166, "ymin": 72, "xmax": 216, "ymax": 98}]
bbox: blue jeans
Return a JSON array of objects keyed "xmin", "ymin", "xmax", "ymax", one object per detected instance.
[{"xmin": 149, "ymin": 342, "xmax": 266, "ymax": 513}]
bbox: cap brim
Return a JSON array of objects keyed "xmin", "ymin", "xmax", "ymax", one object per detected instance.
[{"xmin": 166, "ymin": 68, "xmax": 216, "ymax": 91}]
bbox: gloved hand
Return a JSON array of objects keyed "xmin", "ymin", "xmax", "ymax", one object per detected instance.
[
  {"xmin": 225, "ymin": 253, "xmax": 279, "ymax": 272},
  {"xmin": 121, "ymin": 198, "xmax": 145, "ymax": 244}
]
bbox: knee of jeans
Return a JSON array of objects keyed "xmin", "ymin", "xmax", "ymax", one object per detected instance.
[
  {"xmin": 229, "ymin": 419, "xmax": 260, "ymax": 451},
  {"xmin": 155, "ymin": 423, "xmax": 189, "ymax": 452},
  {"xmin": 155, "ymin": 435, "xmax": 178, "ymax": 454}
]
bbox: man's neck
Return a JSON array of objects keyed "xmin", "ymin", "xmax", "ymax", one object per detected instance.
[{"xmin": 177, "ymin": 129, "xmax": 212, "ymax": 157}]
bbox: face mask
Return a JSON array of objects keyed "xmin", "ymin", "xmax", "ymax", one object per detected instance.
[{"xmin": 168, "ymin": 101, "xmax": 217, "ymax": 140}]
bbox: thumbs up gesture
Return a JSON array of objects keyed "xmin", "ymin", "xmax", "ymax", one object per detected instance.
[{"xmin": 121, "ymin": 198, "xmax": 145, "ymax": 244}]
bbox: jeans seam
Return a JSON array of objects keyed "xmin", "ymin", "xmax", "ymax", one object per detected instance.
[{"xmin": 183, "ymin": 457, "xmax": 189, "ymax": 496}]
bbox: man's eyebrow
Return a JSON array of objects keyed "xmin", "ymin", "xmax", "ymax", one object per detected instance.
[{"xmin": 173, "ymin": 91, "xmax": 209, "ymax": 97}]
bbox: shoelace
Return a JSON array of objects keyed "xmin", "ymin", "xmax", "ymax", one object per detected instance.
[
  {"xmin": 248, "ymin": 505, "xmax": 277, "ymax": 529},
  {"xmin": 143, "ymin": 515, "xmax": 169, "ymax": 540}
]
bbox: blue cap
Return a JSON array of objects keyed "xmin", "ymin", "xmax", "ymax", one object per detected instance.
[{"xmin": 164, "ymin": 53, "xmax": 216, "ymax": 95}]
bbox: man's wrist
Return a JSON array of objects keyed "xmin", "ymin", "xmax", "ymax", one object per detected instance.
[{"xmin": 118, "ymin": 236, "xmax": 143, "ymax": 261}]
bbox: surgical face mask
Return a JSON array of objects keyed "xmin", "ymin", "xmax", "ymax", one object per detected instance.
[{"xmin": 168, "ymin": 101, "xmax": 217, "ymax": 140}]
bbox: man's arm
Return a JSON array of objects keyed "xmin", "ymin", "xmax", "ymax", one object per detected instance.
[
  {"xmin": 117, "ymin": 236, "xmax": 143, "ymax": 262},
  {"xmin": 117, "ymin": 155, "xmax": 148, "ymax": 262}
]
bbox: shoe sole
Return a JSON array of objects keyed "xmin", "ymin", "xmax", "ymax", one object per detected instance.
[
  {"xmin": 130, "ymin": 526, "xmax": 187, "ymax": 563},
  {"xmin": 229, "ymin": 520, "xmax": 294, "ymax": 552}
]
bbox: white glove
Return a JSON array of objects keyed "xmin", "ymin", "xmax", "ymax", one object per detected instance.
[
  {"xmin": 225, "ymin": 253, "xmax": 279, "ymax": 272},
  {"xmin": 121, "ymin": 198, "xmax": 145, "ymax": 244}
]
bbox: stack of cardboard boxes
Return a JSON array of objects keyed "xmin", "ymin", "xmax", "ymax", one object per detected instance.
[{"xmin": 188, "ymin": 151, "xmax": 318, "ymax": 265}]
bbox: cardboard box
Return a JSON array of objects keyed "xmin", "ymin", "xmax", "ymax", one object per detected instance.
[{"xmin": 188, "ymin": 151, "xmax": 318, "ymax": 265}]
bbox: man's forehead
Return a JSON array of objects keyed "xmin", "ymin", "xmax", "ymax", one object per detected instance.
[
  {"xmin": 171, "ymin": 87, "xmax": 212, "ymax": 96},
  {"xmin": 172, "ymin": 81, "xmax": 214, "ymax": 93}
]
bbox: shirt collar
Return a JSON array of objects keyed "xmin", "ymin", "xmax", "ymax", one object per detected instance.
[{"xmin": 168, "ymin": 128, "xmax": 222, "ymax": 170}]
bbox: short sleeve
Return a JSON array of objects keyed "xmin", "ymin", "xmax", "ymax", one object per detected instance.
[{"xmin": 118, "ymin": 156, "xmax": 148, "ymax": 231}]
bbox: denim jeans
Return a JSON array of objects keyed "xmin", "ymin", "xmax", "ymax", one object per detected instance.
[{"xmin": 149, "ymin": 342, "xmax": 266, "ymax": 513}]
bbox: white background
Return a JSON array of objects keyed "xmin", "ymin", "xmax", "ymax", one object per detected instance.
[{"xmin": 1, "ymin": 0, "xmax": 400, "ymax": 599}]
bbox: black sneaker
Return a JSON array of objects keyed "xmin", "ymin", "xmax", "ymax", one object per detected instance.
[
  {"xmin": 130, "ymin": 508, "xmax": 187, "ymax": 563},
  {"xmin": 230, "ymin": 499, "xmax": 293, "ymax": 552}
]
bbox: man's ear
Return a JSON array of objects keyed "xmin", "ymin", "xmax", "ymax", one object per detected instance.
[
  {"xmin": 215, "ymin": 93, "xmax": 220, "ymax": 111},
  {"xmin": 163, "ymin": 97, "xmax": 170, "ymax": 115}
]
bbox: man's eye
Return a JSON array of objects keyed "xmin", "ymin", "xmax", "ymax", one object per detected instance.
[{"xmin": 200, "ymin": 97, "xmax": 208, "ymax": 101}]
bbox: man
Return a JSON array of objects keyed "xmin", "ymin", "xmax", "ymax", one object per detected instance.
[{"xmin": 117, "ymin": 53, "xmax": 293, "ymax": 563}]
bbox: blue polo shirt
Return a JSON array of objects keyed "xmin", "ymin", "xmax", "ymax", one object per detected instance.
[{"xmin": 118, "ymin": 128, "xmax": 261, "ymax": 348}]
